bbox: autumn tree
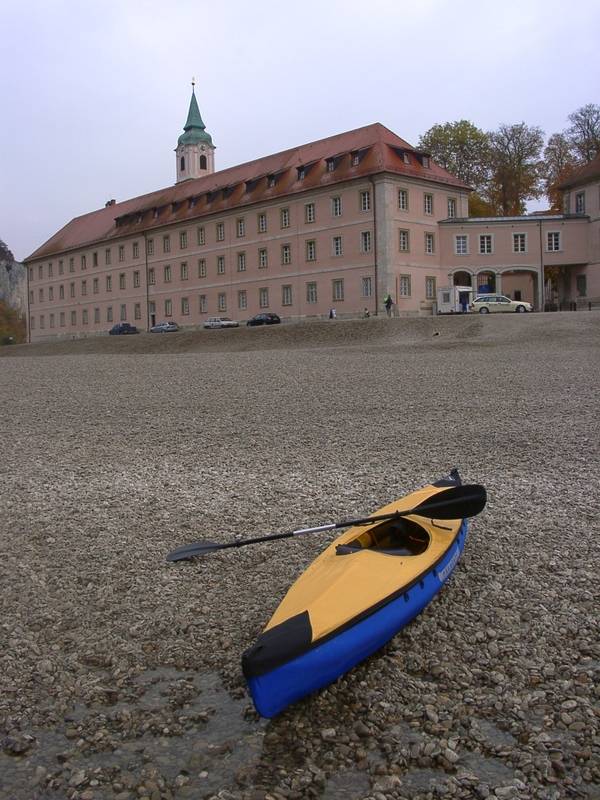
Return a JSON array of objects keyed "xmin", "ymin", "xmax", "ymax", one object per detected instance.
[
  {"xmin": 487, "ymin": 123, "xmax": 545, "ymax": 215},
  {"xmin": 543, "ymin": 133, "xmax": 578, "ymax": 211},
  {"xmin": 566, "ymin": 103, "xmax": 600, "ymax": 163},
  {"xmin": 418, "ymin": 120, "xmax": 491, "ymax": 195}
]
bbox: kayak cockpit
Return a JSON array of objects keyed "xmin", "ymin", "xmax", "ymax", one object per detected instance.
[{"xmin": 336, "ymin": 518, "xmax": 430, "ymax": 556}]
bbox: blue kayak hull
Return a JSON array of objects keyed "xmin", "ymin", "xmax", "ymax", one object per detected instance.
[{"xmin": 247, "ymin": 519, "xmax": 468, "ymax": 718}]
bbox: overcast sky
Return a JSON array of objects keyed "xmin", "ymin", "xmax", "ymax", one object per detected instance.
[{"xmin": 2, "ymin": 0, "xmax": 599, "ymax": 262}]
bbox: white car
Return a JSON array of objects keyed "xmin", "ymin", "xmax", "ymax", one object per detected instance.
[
  {"xmin": 203, "ymin": 317, "xmax": 240, "ymax": 329},
  {"xmin": 470, "ymin": 295, "xmax": 533, "ymax": 313}
]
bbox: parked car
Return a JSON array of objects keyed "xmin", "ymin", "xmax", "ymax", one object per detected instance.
[
  {"xmin": 109, "ymin": 323, "xmax": 139, "ymax": 335},
  {"xmin": 150, "ymin": 321, "xmax": 179, "ymax": 333},
  {"xmin": 470, "ymin": 295, "xmax": 533, "ymax": 314},
  {"xmin": 203, "ymin": 316, "xmax": 240, "ymax": 329},
  {"xmin": 246, "ymin": 313, "xmax": 281, "ymax": 326}
]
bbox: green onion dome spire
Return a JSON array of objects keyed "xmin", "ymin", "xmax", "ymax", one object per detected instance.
[{"xmin": 178, "ymin": 81, "xmax": 213, "ymax": 147}]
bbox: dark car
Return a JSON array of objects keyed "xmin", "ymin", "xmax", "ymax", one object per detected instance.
[
  {"xmin": 246, "ymin": 313, "xmax": 281, "ymax": 327},
  {"xmin": 109, "ymin": 323, "xmax": 139, "ymax": 335}
]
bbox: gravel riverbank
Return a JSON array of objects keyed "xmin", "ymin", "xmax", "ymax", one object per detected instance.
[{"xmin": 1, "ymin": 313, "xmax": 599, "ymax": 800}]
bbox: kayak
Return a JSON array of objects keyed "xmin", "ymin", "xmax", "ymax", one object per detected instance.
[{"xmin": 242, "ymin": 470, "xmax": 472, "ymax": 717}]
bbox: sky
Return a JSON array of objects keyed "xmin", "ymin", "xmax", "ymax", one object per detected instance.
[{"xmin": 1, "ymin": 0, "xmax": 599, "ymax": 262}]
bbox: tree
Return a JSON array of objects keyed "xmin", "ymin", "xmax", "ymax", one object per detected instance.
[
  {"xmin": 418, "ymin": 120, "xmax": 492, "ymax": 196},
  {"xmin": 543, "ymin": 133, "xmax": 578, "ymax": 211},
  {"xmin": 487, "ymin": 123, "xmax": 545, "ymax": 215},
  {"xmin": 566, "ymin": 104, "xmax": 600, "ymax": 163}
]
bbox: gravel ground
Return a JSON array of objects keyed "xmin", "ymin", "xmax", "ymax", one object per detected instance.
[{"xmin": 0, "ymin": 312, "xmax": 599, "ymax": 800}]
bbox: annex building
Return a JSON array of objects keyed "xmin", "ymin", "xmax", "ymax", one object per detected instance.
[{"xmin": 25, "ymin": 90, "xmax": 600, "ymax": 340}]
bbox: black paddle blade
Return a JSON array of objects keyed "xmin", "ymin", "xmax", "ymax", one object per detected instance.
[
  {"xmin": 411, "ymin": 484, "xmax": 487, "ymax": 520},
  {"xmin": 166, "ymin": 540, "xmax": 222, "ymax": 562}
]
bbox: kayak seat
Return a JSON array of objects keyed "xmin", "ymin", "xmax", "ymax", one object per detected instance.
[{"xmin": 337, "ymin": 518, "xmax": 429, "ymax": 556}]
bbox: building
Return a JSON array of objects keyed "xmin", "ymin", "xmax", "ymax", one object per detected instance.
[{"xmin": 24, "ymin": 90, "xmax": 600, "ymax": 340}]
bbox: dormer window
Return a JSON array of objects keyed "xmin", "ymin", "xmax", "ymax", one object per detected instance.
[
  {"xmin": 297, "ymin": 166, "xmax": 306, "ymax": 180},
  {"xmin": 153, "ymin": 208, "xmax": 159, "ymax": 219},
  {"xmin": 268, "ymin": 175, "xmax": 276, "ymax": 188},
  {"xmin": 326, "ymin": 158, "xmax": 335, "ymax": 172},
  {"xmin": 351, "ymin": 152, "xmax": 360, "ymax": 166},
  {"xmin": 403, "ymin": 153, "xmax": 410, "ymax": 165},
  {"xmin": 422, "ymin": 156, "xmax": 430, "ymax": 168}
]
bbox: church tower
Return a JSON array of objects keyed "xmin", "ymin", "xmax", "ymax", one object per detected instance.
[{"xmin": 175, "ymin": 81, "xmax": 215, "ymax": 183}]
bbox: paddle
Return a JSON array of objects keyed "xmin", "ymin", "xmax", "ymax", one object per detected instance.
[{"xmin": 166, "ymin": 484, "xmax": 486, "ymax": 562}]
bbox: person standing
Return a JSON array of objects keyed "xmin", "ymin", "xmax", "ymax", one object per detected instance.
[{"xmin": 384, "ymin": 294, "xmax": 393, "ymax": 317}]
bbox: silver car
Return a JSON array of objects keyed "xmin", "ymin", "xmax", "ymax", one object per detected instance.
[
  {"xmin": 150, "ymin": 321, "xmax": 179, "ymax": 332},
  {"xmin": 203, "ymin": 317, "xmax": 240, "ymax": 329},
  {"xmin": 471, "ymin": 295, "xmax": 533, "ymax": 313}
]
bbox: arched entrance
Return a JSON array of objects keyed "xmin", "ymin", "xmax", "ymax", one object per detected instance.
[
  {"xmin": 476, "ymin": 271, "xmax": 496, "ymax": 294},
  {"xmin": 452, "ymin": 270, "xmax": 473, "ymax": 288}
]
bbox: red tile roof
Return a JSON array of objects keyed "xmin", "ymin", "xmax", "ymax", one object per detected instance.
[
  {"xmin": 557, "ymin": 152, "xmax": 600, "ymax": 190},
  {"xmin": 26, "ymin": 123, "xmax": 470, "ymax": 261}
]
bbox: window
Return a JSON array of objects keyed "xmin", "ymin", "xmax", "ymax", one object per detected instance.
[
  {"xmin": 218, "ymin": 293, "xmax": 226, "ymax": 311},
  {"xmin": 70, "ymin": 282, "xmax": 76, "ymax": 298},
  {"xmin": 258, "ymin": 213, "xmax": 267, "ymax": 233},
  {"xmin": 149, "ymin": 301, "xmax": 155, "ymax": 316},
  {"xmin": 547, "ymin": 231, "xmax": 561, "ymax": 251},
  {"xmin": 107, "ymin": 306, "xmax": 113, "ymax": 322},
  {"xmin": 326, "ymin": 158, "xmax": 335, "ymax": 172},
  {"xmin": 361, "ymin": 231, "xmax": 372, "ymax": 253},
  {"xmin": 447, "ymin": 198, "xmax": 456, "ymax": 218},
  {"xmin": 575, "ymin": 192, "xmax": 585, "ymax": 214},
  {"xmin": 71, "ymin": 311, "xmax": 77, "ymax": 326},
  {"xmin": 60, "ymin": 312, "xmax": 66, "ymax": 326},
  {"xmin": 91, "ymin": 251, "xmax": 98, "ymax": 267},
  {"xmin": 165, "ymin": 299, "xmax": 172, "ymax": 317},
  {"xmin": 297, "ymin": 166, "xmax": 305, "ymax": 180},
  {"xmin": 133, "ymin": 242, "xmax": 139, "ymax": 259},
  {"xmin": 199, "ymin": 294, "xmax": 207, "ymax": 313},
  {"xmin": 59, "ymin": 260, "xmax": 64, "ymax": 275},
  {"xmin": 119, "ymin": 273, "xmax": 126, "ymax": 290},
  {"xmin": 29, "ymin": 289, "xmax": 34, "ymax": 304},
  {"xmin": 133, "ymin": 271, "xmax": 140, "ymax": 288},
  {"xmin": 118, "ymin": 245, "xmax": 125, "ymax": 262},
  {"xmin": 148, "ymin": 267, "xmax": 155, "ymax": 285},
  {"xmin": 332, "ymin": 279, "xmax": 344, "ymax": 301},
  {"xmin": 576, "ymin": 275, "xmax": 587, "ymax": 296},
  {"xmin": 281, "ymin": 244, "xmax": 291, "ymax": 265},
  {"xmin": 259, "ymin": 288, "xmax": 269, "ymax": 308},
  {"xmin": 513, "ymin": 233, "xmax": 527, "ymax": 253},
  {"xmin": 237, "ymin": 252, "xmax": 246, "ymax": 272},
  {"xmin": 200, "ymin": 155, "xmax": 207, "ymax": 169},
  {"xmin": 30, "ymin": 316, "xmax": 35, "ymax": 330},
  {"xmin": 50, "ymin": 313, "xmax": 55, "ymax": 328},
  {"xmin": 238, "ymin": 290, "xmax": 247, "ymax": 310},
  {"xmin": 180, "ymin": 231, "xmax": 188, "ymax": 249},
  {"xmin": 163, "ymin": 235, "xmax": 171, "ymax": 253},
  {"xmin": 424, "ymin": 194, "xmax": 433, "ymax": 215},
  {"xmin": 399, "ymin": 275, "xmax": 411, "ymax": 296},
  {"xmin": 280, "ymin": 208, "xmax": 290, "ymax": 228},
  {"xmin": 399, "ymin": 230, "xmax": 410, "ymax": 252},
  {"xmin": 39, "ymin": 288, "xmax": 44, "ymax": 302},
  {"xmin": 81, "ymin": 280, "xmax": 87, "ymax": 296},
  {"xmin": 198, "ymin": 258, "xmax": 206, "ymax": 278},
  {"xmin": 236, "ymin": 218, "xmax": 245, "ymax": 238},
  {"xmin": 69, "ymin": 258, "xmax": 75, "ymax": 272},
  {"xmin": 82, "ymin": 310, "xmax": 88, "ymax": 325},
  {"xmin": 39, "ymin": 315, "xmax": 45, "ymax": 329},
  {"xmin": 425, "ymin": 232, "xmax": 435, "ymax": 254},
  {"xmin": 282, "ymin": 285, "xmax": 293, "ymax": 306},
  {"xmin": 197, "ymin": 226, "xmax": 205, "ymax": 245},
  {"xmin": 306, "ymin": 282, "xmax": 317, "ymax": 303},
  {"xmin": 305, "ymin": 203, "xmax": 315, "ymax": 223},
  {"xmin": 38, "ymin": 265, "xmax": 43, "ymax": 279},
  {"xmin": 147, "ymin": 239, "xmax": 154, "ymax": 256},
  {"xmin": 216, "ymin": 222, "xmax": 225, "ymax": 241},
  {"xmin": 258, "ymin": 248, "xmax": 268, "ymax": 268},
  {"xmin": 91, "ymin": 277, "xmax": 98, "ymax": 294},
  {"xmin": 362, "ymin": 277, "xmax": 372, "ymax": 297},
  {"xmin": 306, "ymin": 240, "xmax": 316, "ymax": 261},
  {"xmin": 49, "ymin": 287, "xmax": 54, "ymax": 300},
  {"xmin": 455, "ymin": 235, "xmax": 468, "ymax": 255},
  {"xmin": 479, "ymin": 234, "xmax": 493, "ymax": 254},
  {"xmin": 360, "ymin": 190, "xmax": 371, "ymax": 211},
  {"xmin": 398, "ymin": 189, "xmax": 408, "ymax": 211},
  {"xmin": 81, "ymin": 255, "xmax": 87, "ymax": 269},
  {"xmin": 352, "ymin": 152, "xmax": 360, "ymax": 166},
  {"xmin": 120, "ymin": 304, "xmax": 127, "ymax": 321},
  {"xmin": 217, "ymin": 256, "xmax": 225, "ymax": 274},
  {"xmin": 180, "ymin": 262, "xmax": 188, "ymax": 280},
  {"xmin": 94, "ymin": 308, "xmax": 100, "ymax": 323},
  {"xmin": 106, "ymin": 276, "xmax": 112, "ymax": 291},
  {"xmin": 425, "ymin": 277, "xmax": 436, "ymax": 300},
  {"xmin": 132, "ymin": 303, "xmax": 140, "ymax": 320},
  {"xmin": 332, "ymin": 196, "xmax": 342, "ymax": 217},
  {"xmin": 181, "ymin": 297, "xmax": 189, "ymax": 315},
  {"xmin": 59, "ymin": 285, "xmax": 65, "ymax": 299},
  {"xmin": 105, "ymin": 249, "xmax": 111, "ymax": 265},
  {"xmin": 332, "ymin": 236, "xmax": 343, "ymax": 257},
  {"xmin": 164, "ymin": 264, "xmax": 172, "ymax": 283}
]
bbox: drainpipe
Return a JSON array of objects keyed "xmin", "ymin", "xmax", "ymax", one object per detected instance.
[
  {"xmin": 538, "ymin": 219, "xmax": 544, "ymax": 312},
  {"xmin": 369, "ymin": 176, "xmax": 379, "ymax": 316},
  {"xmin": 143, "ymin": 232, "xmax": 150, "ymax": 331},
  {"xmin": 25, "ymin": 262, "xmax": 31, "ymax": 343}
]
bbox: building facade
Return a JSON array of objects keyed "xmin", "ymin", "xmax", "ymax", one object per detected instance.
[{"xmin": 24, "ymin": 93, "xmax": 600, "ymax": 341}]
